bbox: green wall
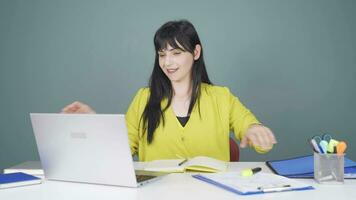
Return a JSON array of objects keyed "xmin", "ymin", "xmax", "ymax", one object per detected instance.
[{"xmin": 1, "ymin": 0, "xmax": 355, "ymax": 171}]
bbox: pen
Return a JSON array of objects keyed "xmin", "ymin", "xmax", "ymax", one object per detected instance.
[
  {"xmin": 319, "ymin": 140, "xmax": 328, "ymax": 154},
  {"xmin": 309, "ymin": 138, "xmax": 321, "ymax": 153},
  {"xmin": 178, "ymin": 159, "xmax": 188, "ymax": 166},
  {"xmin": 257, "ymin": 185, "xmax": 291, "ymax": 193},
  {"xmin": 241, "ymin": 167, "xmax": 262, "ymax": 177}
]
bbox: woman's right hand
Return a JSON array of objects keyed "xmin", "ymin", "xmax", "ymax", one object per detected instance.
[{"xmin": 61, "ymin": 101, "xmax": 96, "ymax": 114}]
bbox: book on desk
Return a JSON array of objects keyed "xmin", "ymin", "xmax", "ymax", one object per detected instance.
[
  {"xmin": 3, "ymin": 161, "xmax": 44, "ymax": 177},
  {"xmin": 143, "ymin": 156, "xmax": 227, "ymax": 173},
  {"xmin": 0, "ymin": 172, "xmax": 42, "ymax": 189}
]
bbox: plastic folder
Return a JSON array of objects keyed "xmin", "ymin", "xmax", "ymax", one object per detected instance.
[
  {"xmin": 192, "ymin": 172, "xmax": 314, "ymax": 195},
  {"xmin": 266, "ymin": 155, "xmax": 356, "ymax": 178}
]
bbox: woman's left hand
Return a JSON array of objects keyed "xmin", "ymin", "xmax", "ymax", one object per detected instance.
[{"xmin": 240, "ymin": 124, "xmax": 277, "ymax": 151}]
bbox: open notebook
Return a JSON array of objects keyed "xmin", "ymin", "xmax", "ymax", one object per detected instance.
[{"xmin": 143, "ymin": 156, "xmax": 228, "ymax": 173}]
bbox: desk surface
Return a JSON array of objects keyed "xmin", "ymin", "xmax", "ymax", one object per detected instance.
[{"xmin": 1, "ymin": 162, "xmax": 355, "ymax": 200}]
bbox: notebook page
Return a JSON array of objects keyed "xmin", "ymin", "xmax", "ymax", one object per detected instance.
[
  {"xmin": 184, "ymin": 156, "xmax": 228, "ymax": 172},
  {"xmin": 144, "ymin": 159, "xmax": 185, "ymax": 172}
]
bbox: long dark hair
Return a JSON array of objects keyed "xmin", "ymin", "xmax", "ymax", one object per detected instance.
[{"xmin": 142, "ymin": 20, "xmax": 212, "ymax": 144}]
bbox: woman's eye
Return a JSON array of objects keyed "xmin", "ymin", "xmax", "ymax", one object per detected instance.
[
  {"xmin": 173, "ymin": 51, "xmax": 181, "ymax": 55},
  {"xmin": 158, "ymin": 54, "xmax": 165, "ymax": 57}
]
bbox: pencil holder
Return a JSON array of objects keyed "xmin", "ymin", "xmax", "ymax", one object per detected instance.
[{"xmin": 314, "ymin": 152, "xmax": 344, "ymax": 184}]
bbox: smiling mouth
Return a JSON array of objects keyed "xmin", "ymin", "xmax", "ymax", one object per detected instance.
[{"xmin": 167, "ymin": 68, "xmax": 178, "ymax": 74}]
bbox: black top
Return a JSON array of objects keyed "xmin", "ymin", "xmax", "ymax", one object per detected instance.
[{"xmin": 176, "ymin": 116, "xmax": 190, "ymax": 127}]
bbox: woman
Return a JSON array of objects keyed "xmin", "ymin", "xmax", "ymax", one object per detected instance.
[{"xmin": 62, "ymin": 20, "xmax": 277, "ymax": 161}]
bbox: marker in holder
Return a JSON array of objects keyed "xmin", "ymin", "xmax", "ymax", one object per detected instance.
[{"xmin": 314, "ymin": 152, "xmax": 344, "ymax": 184}]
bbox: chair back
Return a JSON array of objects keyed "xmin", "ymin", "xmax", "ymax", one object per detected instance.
[{"xmin": 229, "ymin": 137, "xmax": 240, "ymax": 161}]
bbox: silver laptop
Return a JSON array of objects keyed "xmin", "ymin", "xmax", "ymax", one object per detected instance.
[{"xmin": 30, "ymin": 113, "xmax": 165, "ymax": 187}]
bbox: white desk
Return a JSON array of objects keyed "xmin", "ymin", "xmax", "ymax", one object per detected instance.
[{"xmin": 1, "ymin": 162, "xmax": 355, "ymax": 200}]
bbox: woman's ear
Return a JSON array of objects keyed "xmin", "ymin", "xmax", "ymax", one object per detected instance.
[{"xmin": 193, "ymin": 44, "xmax": 201, "ymax": 60}]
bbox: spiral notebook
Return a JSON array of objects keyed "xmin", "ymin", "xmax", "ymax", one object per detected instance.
[{"xmin": 192, "ymin": 172, "xmax": 314, "ymax": 195}]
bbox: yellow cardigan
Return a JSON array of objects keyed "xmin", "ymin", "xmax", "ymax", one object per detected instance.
[{"xmin": 125, "ymin": 83, "xmax": 268, "ymax": 162}]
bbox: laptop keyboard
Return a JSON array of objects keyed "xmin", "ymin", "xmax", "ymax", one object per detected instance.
[{"xmin": 136, "ymin": 174, "xmax": 156, "ymax": 183}]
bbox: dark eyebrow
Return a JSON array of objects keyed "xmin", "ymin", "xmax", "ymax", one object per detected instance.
[{"xmin": 158, "ymin": 48, "xmax": 183, "ymax": 52}]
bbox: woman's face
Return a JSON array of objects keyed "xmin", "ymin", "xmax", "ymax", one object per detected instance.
[{"xmin": 158, "ymin": 44, "xmax": 195, "ymax": 84}]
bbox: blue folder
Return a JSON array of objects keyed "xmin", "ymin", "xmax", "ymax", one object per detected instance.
[
  {"xmin": 192, "ymin": 174, "xmax": 261, "ymax": 195},
  {"xmin": 192, "ymin": 173, "xmax": 314, "ymax": 195},
  {"xmin": 0, "ymin": 172, "xmax": 42, "ymax": 189},
  {"xmin": 266, "ymin": 155, "xmax": 356, "ymax": 178}
]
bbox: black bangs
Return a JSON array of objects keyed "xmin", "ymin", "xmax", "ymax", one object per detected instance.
[{"xmin": 154, "ymin": 22, "xmax": 194, "ymax": 53}]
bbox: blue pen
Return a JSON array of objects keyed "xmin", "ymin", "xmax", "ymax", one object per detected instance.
[
  {"xmin": 311, "ymin": 135, "xmax": 329, "ymax": 154},
  {"xmin": 317, "ymin": 141, "xmax": 326, "ymax": 153},
  {"xmin": 319, "ymin": 140, "xmax": 328, "ymax": 154},
  {"xmin": 309, "ymin": 138, "xmax": 321, "ymax": 153}
]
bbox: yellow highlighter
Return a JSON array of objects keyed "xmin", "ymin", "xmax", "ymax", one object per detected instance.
[
  {"xmin": 241, "ymin": 167, "xmax": 262, "ymax": 177},
  {"xmin": 327, "ymin": 139, "xmax": 339, "ymax": 153}
]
